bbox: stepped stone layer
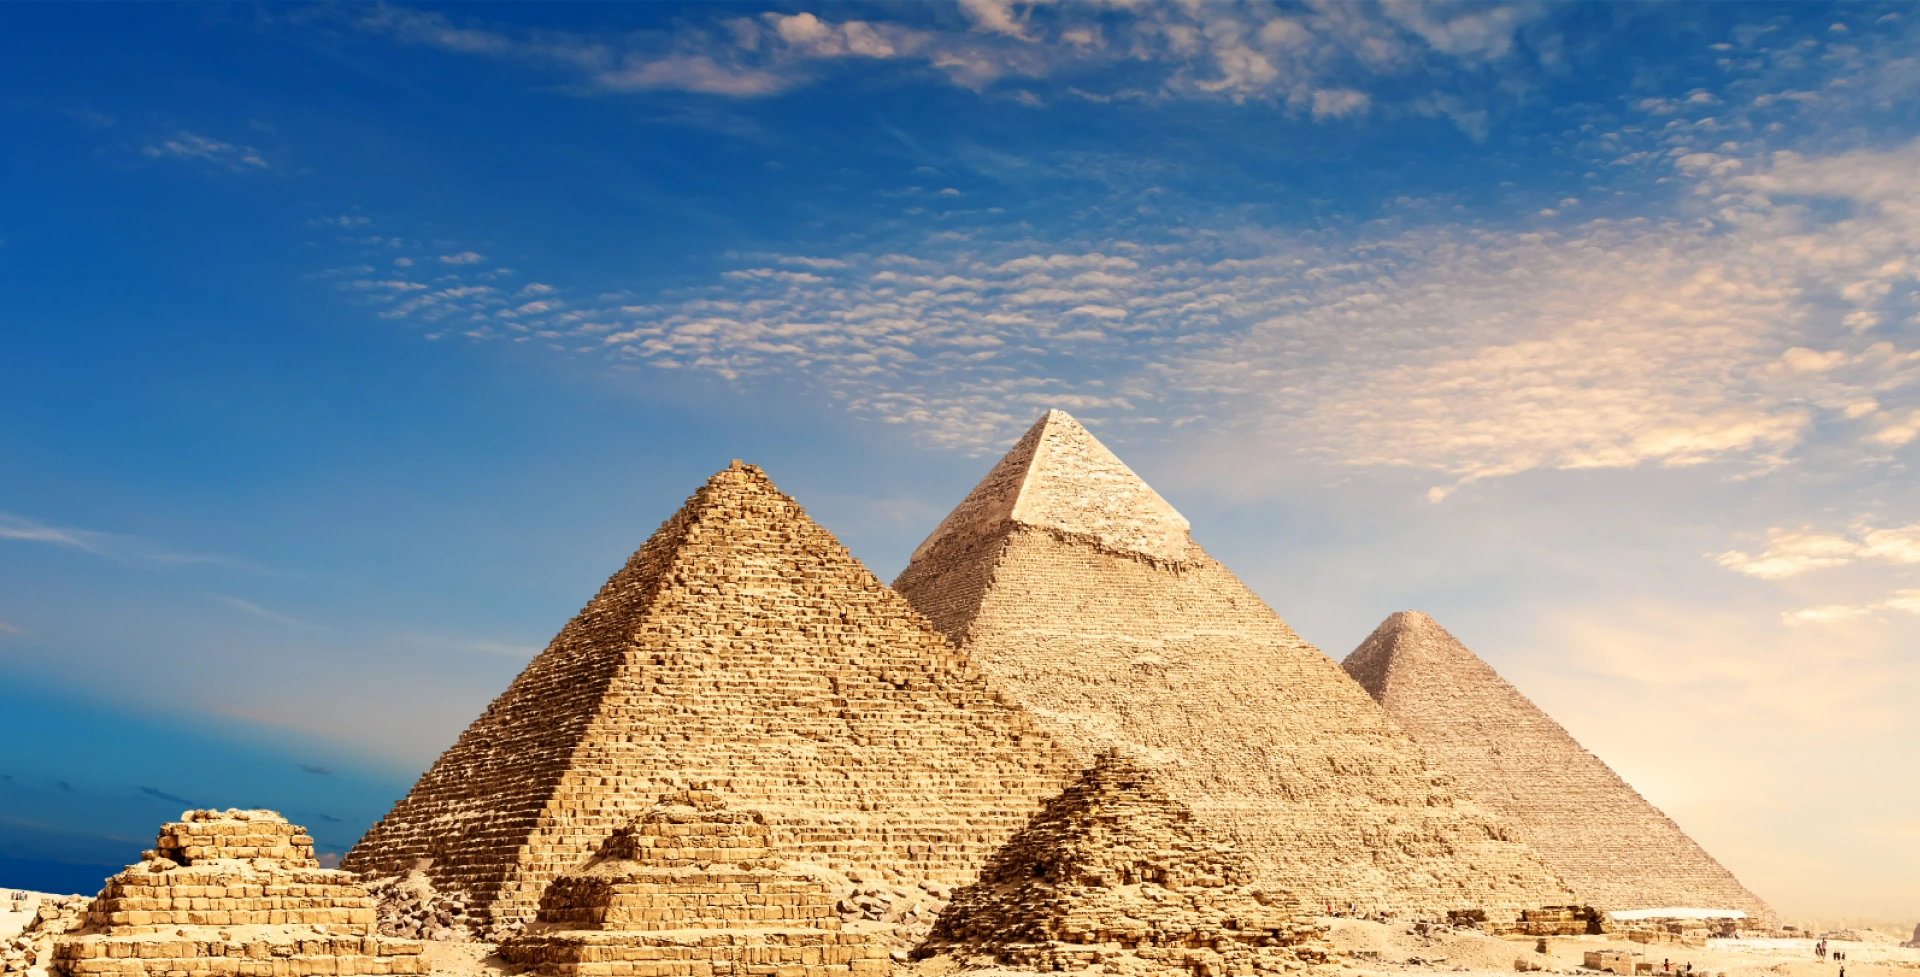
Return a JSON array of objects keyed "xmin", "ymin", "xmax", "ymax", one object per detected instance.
[
  {"xmin": 1342, "ymin": 612, "xmax": 1777, "ymax": 926},
  {"xmin": 345, "ymin": 462, "xmax": 1075, "ymax": 925},
  {"xmin": 54, "ymin": 809, "xmax": 425, "ymax": 976},
  {"xmin": 893, "ymin": 410, "xmax": 1572, "ymax": 916},
  {"xmin": 921, "ymin": 750, "xmax": 1337, "ymax": 976},
  {"xmin": 503, "ymin": 789, "xmax": 887, "ymax": 977}
]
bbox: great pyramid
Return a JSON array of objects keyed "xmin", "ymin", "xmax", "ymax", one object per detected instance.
[
  {"xmin": 501, "ymin": 788, "xmax": 887, "ymax": 977},
  {"xmin": 892, "ymin": 410, "xmax": 1571, "ymax": 915},
  {"xmin": 921, "ymin": 750, "xmax": 1335, "ymax": 976},
  {"xmin": 1341, "ymin": 611, "xmax": 1777, "ymax": 925},
  {"xmin": 345, "ymin": 461, "xmax": 1075, "ymax": 924}
]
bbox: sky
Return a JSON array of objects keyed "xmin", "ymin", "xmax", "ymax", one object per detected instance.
[{"xmin": 0, "ymin": 1, "xmax": 1915, "ymax": 922}]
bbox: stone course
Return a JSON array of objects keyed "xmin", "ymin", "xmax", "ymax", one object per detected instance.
[
  {"xmin": 501, "ymin": 789, "xmax": 888, "ymax": 977},
  {"xmin": 345, "ymin": 462, "xmax": 1075, "ymax": 926},
  {"xmin": 920, "ymin": 750, "xmax": 1337, "ymax": 976},
  {"xmin": 893, "ymin": 410, "xmax": 1572, "ymax": 916},
  {"xmin": 1342, "ymin": 612, "xmax": 1777, "ymax": 927},
  {"xmin": 52, "ymin": 809, "xmax": 425, "ymax": 977}
]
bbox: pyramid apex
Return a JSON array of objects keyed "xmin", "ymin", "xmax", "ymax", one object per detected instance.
[
  {"xmin": 910, "ymin": 409, "xmax": 1191, "ymax": 563},
  {"xmin": 1342, "ymin": 610, "xmax": 1462, "ymax": 700}
]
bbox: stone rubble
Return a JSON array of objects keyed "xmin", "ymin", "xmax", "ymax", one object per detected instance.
[
  {"xmin": 826, "ymin": 878, "xmax": 950, "ymax": 950},
  {"xmin": 52, "ymin": 809, "xmax": 426, "ymax": 976},
  {"xmin": 919, "ymin": 750, "xmax": 1339, "ymax": 976},
  {"xmin": 362, "ymin": 872, "xmax": 477, "ymax": 943},
  {"xmin": 500, "ymin": 788, "xmax": 889, "ymax": 977},
  {"xmin": 2, "ymin": 896, "xmax": 89, "ymax": 977}
]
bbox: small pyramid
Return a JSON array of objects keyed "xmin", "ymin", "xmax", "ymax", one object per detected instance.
[
  {"xmin": 1343, "ymin": 612, "xmax": 1776, "ymax": 925},
  {"xmin": 921, "ymin": 750, "xmax": 1335, "ymax": 975},
  {"xmin": 55, "ymin": 809, "xmax": 425, "ymax": 977},
  {"xmin": 346, "ymin": 463, "xmax": 1075, "ymax": 924},
  {"xmin": 894, "ymin": 410, "xmax": 1571, "ymax": 915},
  {"xmin": 502, "ymin": 789, "xmax": 888, "ymax": 977}
]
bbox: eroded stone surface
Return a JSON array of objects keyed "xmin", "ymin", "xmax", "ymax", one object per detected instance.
[
  {"xmin": 53, "ymin": 810, "xmax": 425, "ymax": 977},
  {"xmin": 894, "ymin": 411, "xmax": 1572, "ymax": 916},
  {"xmin": 345, "ymin": 463, "xmax": 1075, "ymax": 925},
  {"xmin": 921, "ymin": 750, "xmax": 1337, "ymax": 976},
  {"xmin": 1342, "ymin": 612, "xmax": 1777, "ymax": 927},
  {"xmin": 501, "ymin": 790, "xmax": 888, "ymax": 977}
]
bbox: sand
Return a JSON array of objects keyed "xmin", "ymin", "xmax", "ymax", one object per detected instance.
[
  {"xmin": 1321, "ymin": 919, "xmax": 1920, "ymax": 977},
  {"xmin": 0, "ymin": 891, "xmax": 70, "ymax": 942}
]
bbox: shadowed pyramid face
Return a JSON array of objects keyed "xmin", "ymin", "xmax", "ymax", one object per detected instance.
[
  {"xmin": 1343, "ymin": 611, "xmax": 1777, "ymax": 924},
  {"xmin": 894, "ymin": 410, "xmax": 1573, "ymax": 916},
  {"xmin": 346, "ymin": 461, "xmax": 1074, "ymax": 924}
]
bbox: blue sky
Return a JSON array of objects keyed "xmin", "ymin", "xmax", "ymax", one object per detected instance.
[{"xmin": 2, "ymin": 2, "xmax": 1916, "ymax": 920}]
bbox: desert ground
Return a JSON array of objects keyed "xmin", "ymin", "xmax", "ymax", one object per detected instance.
[{"xmin": 7, "ymin": 884, "xmax": 1913, "ymax": 977}]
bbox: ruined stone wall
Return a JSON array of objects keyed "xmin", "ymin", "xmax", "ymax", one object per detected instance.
[
  {"xmin": 1343, "ymin": 612, "xmax": 1777, "ymax": 925},
  {"xmin": 56, "ymin": 810, "xmax": 424, "ymax": 977},
  {"xmin": 501, "ymin": 791, "xmax": 889, "ymax": 977},
  {"xmin": 897, "ymin": 522, "xmax": 1572, "ymax": 916},
  {"xmin": 348, "ymin": 464, "xmax": 1076, "ymax": 925}
]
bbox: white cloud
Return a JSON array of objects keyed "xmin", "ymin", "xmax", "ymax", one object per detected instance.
[
  {"xmin": 340, "ymin": 133, "xmax": 1920, "ymax": 475},
  {"xmin": 0, "ymin": 512, "xmax": 100, "ymax": 552},
  {"xmin": 345, "ymin": 2, "xmax": 1563, "ymax": 120},
  {"xmin": 140, "ymin": 132, "xmax": 270, "ymax": 171},
  {"xmin": 1716, "ymin": 523, "xmax": 1920, "ymax": 580},
  {"xmin": 438, "ymin": 251, "xmax": 485, "ymax": 265},
  {"xmin": 1784, "ymin": 590, "xmax": 1920, "ymax": 626},
  {"xmin": 0, "ymin": 510, "xmax": 261, "ymax": 571}
]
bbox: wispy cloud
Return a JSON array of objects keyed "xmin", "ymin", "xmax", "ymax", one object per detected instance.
[
  {"xmin": 1784, "ymin": 591, "xmax": 1920, "ymax": 626},
  {"xmin": 298, "ymin": 764, "xmax": 332, "ymax": 776},
  {"xmin": 0, "ymin": 620, "xmax": 19, "ymax": 634},
  {"xmin": 214, "ymin": 595, "xmax": 315, "ymax": 630},
  {"xmin": 344, "ymin": 134, "xmax": 1920, "ymax": 491},
  {"xmin": 0, "ymin": 511, "xmax": 103, "ymax": 552},
  {"xmin": 141, "ymin": 131, "xmax": 270, "ymax": 171},
  {"xmin": 339, "ymin": 2, "xmax": 1554, "ymax": 123},
  {"xmin": 1716, "ymin": 524, "xmax": 1920, "ymax": 580},
  {"xmin": 137, "ymin": 786, "xmax": 194, "ymax": 806},
  {"xmin": 321, "ymin": 13, "xmax": 1919, "ymax": 502},
  {"xmin": 1, "ymin": 509, "xmax": 262, "ymax": 571}
]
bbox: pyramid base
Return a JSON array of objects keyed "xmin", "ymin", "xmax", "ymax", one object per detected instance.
[
  {"xmin": 501, "ymin": 927, "xmax": 891, "ymax": 977},
  {"xmin": 54, "ymin": 933, "xmax": 428, "ymax": 976}
]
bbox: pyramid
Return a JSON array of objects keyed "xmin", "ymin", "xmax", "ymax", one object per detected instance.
[
  {"xmin": 1341, "ymin": 611, "xmax": 1777, "ymax": 925},
  {"xmin": 345, "ymin": 462, "xmax": 1075, "ymax": 924},
  {"xmin": 892, "ymin": 411, "xmax": 1571, "ymax": 915},
  {"xmin": 55, "ymin": 809, "xmax": 425, "ymax": 976},
  {"xmin": 501, "ymin": 788, "xmax": 888, "ymax": 977},
  {"xmin": 920, "ymin": 750, "xmax": 1335, "ymax": 975}
]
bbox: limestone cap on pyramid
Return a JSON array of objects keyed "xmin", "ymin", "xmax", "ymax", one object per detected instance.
[{"xmin": 910, "ymin": 409, "xmax": 1192, "ymax": 564}]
